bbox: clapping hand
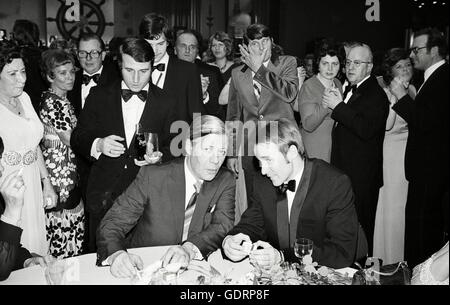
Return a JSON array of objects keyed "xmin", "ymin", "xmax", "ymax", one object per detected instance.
[
  {"xmin": 389, "ymin": 76, "xmax": 408, "ymax": 100},
  {"xmin": 222, "ymin": 233, "xmax": 252, "ymax": 262},
  {"xmin": 322, "ymin": 87, "xmax": 342, "ymax": 110}
]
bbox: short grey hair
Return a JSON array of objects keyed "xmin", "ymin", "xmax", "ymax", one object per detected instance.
[{"xmin": 189, "ymin": 115, "xmax": 226, "ymax": 142}]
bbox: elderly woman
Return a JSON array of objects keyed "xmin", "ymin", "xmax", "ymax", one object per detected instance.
[
  {"xmin": 39, "ymin": 49, "xmax": 84, "ymax": 258},
  {"xmin": 0, "ymin": 41, "xmax": 57, "ymax": 256},
  {"xmin": 373, "ymin": 48, "xmax": 416, "ymax": 265},
  {"xmin": 297, "ymin": 43, "xmax": 342, "ymax": 162}
]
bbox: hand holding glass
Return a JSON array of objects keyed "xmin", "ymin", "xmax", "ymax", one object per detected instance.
[{"xmin": 294, "ymin": 238, "xmax": 313, "ymax": 265}]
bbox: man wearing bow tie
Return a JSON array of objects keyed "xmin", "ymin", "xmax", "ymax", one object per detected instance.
[
  {"xmin": 223, "ymin": 119, "xmax": 362, "ymax": 269},
  {"xmin": 68, "ymin": 33, "xmax": 120, "ymax": 118},
  {"xmin": 139, "ymin": 13, "xmax": 205, "ymax": 124},
  {"xmin": 322, "ymin": 43, "xmax": 389, "ymax": 256},
  {"xmin": 71, "ymin": 38, "xmax": 178, "ymax": 252}
]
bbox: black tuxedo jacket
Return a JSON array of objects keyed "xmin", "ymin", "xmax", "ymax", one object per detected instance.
[
  {"xmin": 227, "ymin": 159, "xmax": 359, "ymax": 269},
  {"xmin": 331, "ymin": 75, "xmax": 389, "ymax": 193},
  {"xmin": 68, "ymin": 58, "xmax": 121, "ymax": 118},
  {"xmin": 97, "ymin": 158, "xmax": 236, "ymax": 263},
  {"xmin": 162, "ymin": 56, "xmax": 206, "ymax": 124},
  {"xmin": 195, "ymin": 59, "xmax": 225, "ymax": 120},
  {"xmin": 393, "ymin": 63, "xmax": 449, "ymax": 184},
  {"xmin": 70, "ymin": 80, "xmax": 178, "ymax": 214}
]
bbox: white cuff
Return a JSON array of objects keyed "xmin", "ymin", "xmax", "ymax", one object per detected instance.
[
  {"xmin": 202, "ymin": 92, "xmax": 210, "ymax": 104},
  {"xmin": 91, "ymin": 138, "xmax": 102, "ymax": 160},
  {"xmin": 182, "ymin": 242, "xmax": 203, "ymax": 260}
]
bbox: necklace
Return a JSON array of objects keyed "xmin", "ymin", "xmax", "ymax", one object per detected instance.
[
  {"xmin": 0, "ymin": 97, "xmax": 22, "ymax": 115},
  {"xmin": 217, "ymin": 61, "xmax": 229, "ymax": 72}
]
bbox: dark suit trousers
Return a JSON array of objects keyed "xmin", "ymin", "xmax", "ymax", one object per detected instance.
[{"xmin": 404, "ymin": 178, "xmax": 448, "ymax": 267}]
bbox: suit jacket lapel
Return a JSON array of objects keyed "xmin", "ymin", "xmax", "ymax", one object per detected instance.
[
  {"xmin": 111, "ymin": 84, "xmax": 128, "ymax": 147},
  {"xmin": 188, "ymin": 177, "xmax": 218, "ymax": 235},
  {"xmin": 276, "ymin": 193, "xmax": 290, "ymax": 250},
  {"xmin": 240, "ymin": 69, "xmax": 259, "ymax": 108},
  {"xmin": 166, "ymin": 158, "xmax": 186, "ymax": 240},
  {"xmin": 289, "ymin": 159, "xmax": 313, "ymax": 244},
  {"xmin": 258, "ymin": 61, "xmax": 277, "ymax": 111}
]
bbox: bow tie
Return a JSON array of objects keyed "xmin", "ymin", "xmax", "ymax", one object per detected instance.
[
  {"xmin": 82, "ymin": 73, "xmax": 100, "ymax": 86},
  {"xmin": 121, "ymin": 89, "xmax": 148, "ymax": 102},
  {"xmin": 153, "ymin": 63, "xmax": 166, "ymax": 72},
  {"xmin": 343, "ymin": 84, "xmax": 357, "ymax": 100},
  {"xmin": 278, "ymin": 180, "xmax": 296, "ymax": 194}
]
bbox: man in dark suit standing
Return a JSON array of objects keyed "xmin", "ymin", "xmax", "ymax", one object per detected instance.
[
  {"xmin": 96, "ymin": 115, "xmax": 235, "ymax": 278},
  {"xmin": 68, "ymin": 33, "xmax": 120, "ymax": 118},
  {"xmin": 323, "ymin": 43, "xmax": 389, "ymax": 256},
  {"xmin": 390, "ymin": 28, "xmax": 449, "ymax": 267},
  {"xmin": 174, "ymin": 29, "xmax": 225, "ymax": 120},
  {"xmin": 223, "ymin": 119, "xmax": 361, "ymax": 269},
  {"xmin": 70, "ymin": 38, "xmax": 178, "ymax": 253},
  {"xmin": 139, "ymin": 13, "xmax": 205, "ymax": 124}
]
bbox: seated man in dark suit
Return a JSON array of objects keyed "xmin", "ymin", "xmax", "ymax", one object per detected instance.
[
  {"xmin": 223, "ymin": 119, "xmax": 362, "ymax": 269},
  {"xmin": 97, "ymin": 115, "xmax": 236, "ymax": 278},
  {"xmin": 0, "ymin": 137, "xmax": 54, "ymax": 281}
]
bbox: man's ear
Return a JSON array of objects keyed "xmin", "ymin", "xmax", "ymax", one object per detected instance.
[
  {"xmin": 286, "ymin": 144, "xmax": 298, "ymax": 162},
  {"xmin": 430, "ymin": 46, "xmax": 439, "ymax": 59}
]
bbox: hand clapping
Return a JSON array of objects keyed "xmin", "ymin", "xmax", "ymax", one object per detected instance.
[{"xmin": 322, "ymin": 87, "xmax": 343, "ymax": 110}]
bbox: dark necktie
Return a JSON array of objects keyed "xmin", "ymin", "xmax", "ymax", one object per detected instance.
[
  {"xmin": 278, "ymin": 179, "xmax": 296, "ymax": 194},
  {"xmin": 82, "ymin": 73, "xmax": 100, "ymax": 86},
  {"xmin": 121, "ymin": 89, "xmax": 148, "ymax": 102},
  {"xmin": 343, "ymin": 84, "xmax": 357, "ymax": 100},
  {"xmin": 182, "ymin": 182, "xmax": 202, "ymax": 241},
  {"xmin": 153, "ymin": 63, "xmax": 166, "ymax": 72}
]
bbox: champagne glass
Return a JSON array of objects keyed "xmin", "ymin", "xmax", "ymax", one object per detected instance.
[
  {"xmin": 134, "ymin": 123, "xmax": 146, "ymax": 161},
  {"xmin": 294, "ymin": 238, "xmax": 314, "ymax": 266},
  {"xmin": 144, "ymin": 132, "xmax": 161, "ymax": 163}
]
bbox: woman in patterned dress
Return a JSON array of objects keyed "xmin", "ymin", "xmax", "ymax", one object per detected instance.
[{"xmin": 39, "ymin": 49, "xmax": 84, "ymax": 258}]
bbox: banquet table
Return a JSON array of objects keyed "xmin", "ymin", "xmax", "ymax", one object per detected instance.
[{"xmin": 1, "ymin": 245, "xmax": 357, "ymax": 285}]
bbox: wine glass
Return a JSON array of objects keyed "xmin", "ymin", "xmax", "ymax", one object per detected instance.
[{"xmin": 294, "ymin": 238, "xmax": 314, "ymax": 266}]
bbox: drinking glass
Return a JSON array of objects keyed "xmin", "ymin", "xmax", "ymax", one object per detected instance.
[
  {"xmin": 134, "ymin": 124, "xmax": 160, "ymax": 162},
  {"xmin": 44, "ymin": 260, "xmax": 69, "ymax": 285},
  {"xmin": 294, "ymin": 238, "xmax": 314, "ymax": 265}
]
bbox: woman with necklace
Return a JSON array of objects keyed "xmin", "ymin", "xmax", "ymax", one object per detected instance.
[
  {"xmin": 0, "ymin": 41, "xmax": 57, "ymax": 256},
  {"xmin": 39, "ymin": 49, "xmax": 84, "ymax": 258},
  {"xmin": 297, "ymin": 42, "xmax": 342, "ymax": 162}
]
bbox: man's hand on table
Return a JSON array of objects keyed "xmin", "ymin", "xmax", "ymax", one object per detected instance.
[
  {"xmin": 23, "ymin": 255, "xmax": 56, "ymax": 268},
  {"xmin": 222, "ymin": 233, "xmax": 252, "ymax": 262},
  {"xmin": 249, "ymin": 241, "xmax": 282, "ymax": 270},
  {"xmin": 161, "ymin": 245, "xmax": 193, "ymax": 270},
  {"xmin": 109, "ymin": 250, "xmax": 144, "ymax": 278}
]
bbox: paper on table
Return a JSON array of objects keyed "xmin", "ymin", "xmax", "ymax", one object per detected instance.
[{"xmin": 207, "ymin": 249, "xmax": 253, "ymax": 283}]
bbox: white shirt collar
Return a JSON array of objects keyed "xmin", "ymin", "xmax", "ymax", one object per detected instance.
[
  {"xmin": 120, "ymin": 81, "xmax": 150, "ymax": 92},
  {"xmin": 286, "ymin": 164, "xmax": 304, "ymax": 194},
  {"xmin": 355, "ymin": 74, "xmax": 371, "ymax": 88},
  {"xmin": 424, "ymin": 60, "xmax": 445, "ymax": 83},
  {"xmin": 83, "ymin": 65, "xmax": 103, "ymax": 76},
  {"xmin": 154, "ymin": 52, "xmax": 170, "ymax": 66},
  {"xmin": 184, "ymin": 157, "xmax": 203, "ymax": 192}
]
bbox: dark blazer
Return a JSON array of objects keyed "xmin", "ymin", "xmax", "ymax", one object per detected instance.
[
  {"xmin": 331, "ymin": 75, "xmax": 389, "ymax": 193},
  {"xmin": 70, "ymin": 80, "xmax": 178, "ymax": 215},
  {"xmin": 226, "ymin": 55, "xmax": 299, "ymax": 155},
  {"xmin": 163, "ymin": 56, "xmax": 206, "ymax": 124},
  {"xmin": 68, "ymin": 58, "xmax": 121, "ymax": 118},
  {"xmin": 195, "ymin": 59, "xmax": 225, "ymax": 120},
  {"xmin": 0, "ymin": 220, "xmax": 31, "ymax": 281},
  {"xmin": 96, "ymin": 158, "xmax": 236, "ymax": 263},
  {"xmin": 227, "ymin": 159, "xmax": 359, "ymax": 269},
  {"xmin": 393, "ymin": 63, "xmax": 449, "ymax": 184}
]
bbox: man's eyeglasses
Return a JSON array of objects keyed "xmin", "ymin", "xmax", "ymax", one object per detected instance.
[
  {"xmin": 409, "ymin": 46, "xmax": 427, "ymax": 55},
  {"xmin": 345, "ymin": 59, "xmax": 372, "ymax": 68},
  {"xmin": 78, "ymin": 50, "xmax": 102, "ymax": 59}
]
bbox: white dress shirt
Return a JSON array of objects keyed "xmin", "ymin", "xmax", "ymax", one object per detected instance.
[
  {"xmin": 285, "ymin": 167, "xmax": 304, "ymax": 222},
  {"xmin": 152, "ymin": 53, "xmax": 169, "ymax": 89},
  {"xmin": 81, "ymin": 65, "xmax": 103, "ymax": 109},
  {"xmin": 342, "ymin": 75, "xmax": 371, "ymax": 104},
  {"xmin": 90, "ymin": 82, "xmax": 148, "ymax": 159}
]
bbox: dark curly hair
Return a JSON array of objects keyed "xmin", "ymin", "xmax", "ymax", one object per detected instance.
[
  {"xmin": 314, "ymin": 40, "xmax": 341, "ymax": 74},
  {"xmin": 243, "ymin": 24, "xmax": 283, "ymax": 64},
  {"xmin": 0, "ymin": 40, "xmax": 22, "ymax": 73},
  {"xmin": 40, "ymin": 49, "xmax": 76, "ymax": 84},
  {"xmin": 12, "ymin": 19, "xmax": 40, "ymax": 47},
  {"xmin": 381, "ymin": 48, "xmax": 411, "ymax": 85}
]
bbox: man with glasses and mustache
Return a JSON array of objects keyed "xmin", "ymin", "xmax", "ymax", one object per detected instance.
[
  {"xmin": 390, "ymin": 28, "xmax": 449, "ymax": 267},
  {"xmin": 322, "ymin": 43, "xmax": 389, "ymax": 256}
]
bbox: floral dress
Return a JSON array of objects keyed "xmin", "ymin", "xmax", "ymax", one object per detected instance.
[{"xmin": 39, "ymin": 90, "xmax": 84, "ymax": 258}]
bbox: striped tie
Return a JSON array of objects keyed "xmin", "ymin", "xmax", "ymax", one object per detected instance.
[
  {"xmin": 253, "ymin": 82, "xmax": 261, "ymax": 100},
  {"xmin": 182, "ymin": 182, "xmax": 201, "ymax": 241}
]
